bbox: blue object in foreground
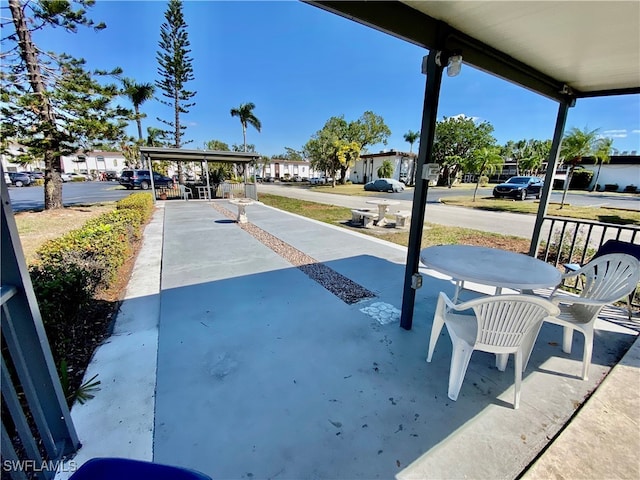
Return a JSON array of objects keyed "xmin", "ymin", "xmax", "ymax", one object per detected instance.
[{"xmin": 69, "ymin": 457, "xmax": 212, "ymax": 480}]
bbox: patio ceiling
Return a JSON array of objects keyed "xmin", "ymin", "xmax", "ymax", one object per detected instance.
[
  {"xmin": 309, "ymin": 1, "xmax": 640, "ymax": 100},
  {"xmin": 139, "ymin": 147, "xmax": 260, "ymax": 164}
]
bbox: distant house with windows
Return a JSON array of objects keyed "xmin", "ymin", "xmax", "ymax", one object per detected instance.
[
  {"xmin": 2, "ymin": 145, "xmax": 127, "ymax": 178},
  {"xmin": 255, "ymin": 158, "xmax": 316, "ymax": 180},
  {"xmin": 349, "ymin": 150, "xmax": 416, "ymax": 184},
  {"xmin": 60, "ymin": 151, "xmax": 127, "ymax": 176}
]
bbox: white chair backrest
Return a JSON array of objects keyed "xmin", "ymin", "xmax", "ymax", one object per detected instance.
[
  {"xmin": 579, "ymin": 253, "xmax": 640, "ymax": 303},
  {"xmin": 460, "ymin": 295, "xmax": 560, "ymax": 349}
]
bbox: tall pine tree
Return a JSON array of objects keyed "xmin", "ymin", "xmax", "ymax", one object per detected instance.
[
  {"xmin": 155, "ymin": 0, "xmax": 196, "ymax": 182},
  {"xmin": 1, "ymin": 0, "xmax": 130, "ymax": 209}
]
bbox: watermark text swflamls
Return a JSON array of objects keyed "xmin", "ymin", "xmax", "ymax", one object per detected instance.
[{"xmin": 2, "ymin": 459, "xmax": 78, "ymax": 473}]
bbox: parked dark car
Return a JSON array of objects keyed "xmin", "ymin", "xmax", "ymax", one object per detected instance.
[
  {"xmin": 104, "ymin": 170, "xmax": 120, "ymax": 181},
  {"xmin": 20, "ymin": 171, "xmax": 44, "ymax": 181},
  {"xmin": 493, "ymin": 176, "xmax": 543, "ymax": 200},
  {"xmin": 364, "ymin": 178, "xmax": 405, "ymax": 193},
  {"xmin": 119, "ymin": 169, "xmax": 174, "ymax": 190},
  {"xmin": 7, "ymin": 172, "xmax": 32, "ymax": 187}
]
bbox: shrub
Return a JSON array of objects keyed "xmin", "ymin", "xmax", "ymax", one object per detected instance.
[
  {"xmin": 604, "ymin": 184, "xmax": 619, "ymax": 192},
  {"xmin": 569, "ymin": 168, "xmax": 593, "ymax": 189},
  {"xmin": 623, "ymin": 185, "xmax": 638, "ymax": 193},
  {"xmin": 28, "ymin": 193, "xmax": 154, "ymax": 397}
]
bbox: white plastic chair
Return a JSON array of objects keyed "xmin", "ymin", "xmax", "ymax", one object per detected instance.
[
  {"xmin": 429, "ymin": 292, "xmax": 560, "ymax": 409},
  {"xmin": 545, "ymin": 253, "xmax": 640, "ymax": 380},
  {"xmin": 179, "ymin": 184, "xmax": 193, "ymax": 200}
]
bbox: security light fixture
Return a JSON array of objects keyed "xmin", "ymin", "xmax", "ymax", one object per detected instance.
[
  {"xmin": 433, "ymin": 50, "xmax": 463, "ymax": 77},
  {"xmin": 446, "ymin": 54, "xmax": 463, "ymax": 77}
]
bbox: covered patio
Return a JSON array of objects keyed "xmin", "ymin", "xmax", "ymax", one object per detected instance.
[
  {"xmin": 56, "ymin": 200, "xmax": 638, "ymax": 479},
  {"xmin": 139, "ymin": 147, "xmax": 262, "ymax": 200}
]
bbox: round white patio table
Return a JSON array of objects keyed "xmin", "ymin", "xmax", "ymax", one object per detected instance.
[
  {"xmin": 365, "ymin": 199, "xmax": 400, "ymax": 227},
  {"xmin": 420, "ymin": 245, "xmax": 562, "ymax": 302},
  {"xmin": 229, "ymin": 198, "xmax": 254, "ymax": 224}
]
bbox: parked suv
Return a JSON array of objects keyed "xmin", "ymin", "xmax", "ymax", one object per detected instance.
[
  {"xmin": 119, "ymin": 169, "xmax": 174, "ymax": 190},
  {"xmin": 493, "ymin": 176, "xmax": 543, "ymax": 200},
  {"xmin": 7, "ymin": 172, "xmax": 32, "ymax": 187}
]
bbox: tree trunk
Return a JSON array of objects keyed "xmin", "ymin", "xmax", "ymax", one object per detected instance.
[
  {"xmin": 592, "ymin": 160, "xmax": 603, "ymax": 191},
  {"xmin": 243, "ymin": 124, "xmax": 247, "ymax": 152},
  {"xmin": 559, "ymin": 164, "xmax": 575, "ymax": 209},
  {"xmin": 135, "ymin": 105, "xmax": 143, "ymax": 141},
  {"xmin": 10, "ymin": 0, "xmax": 63, "ymax": 209}
]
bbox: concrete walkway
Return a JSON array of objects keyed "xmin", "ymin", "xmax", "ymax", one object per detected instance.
[{"xmin": 58, "ymin": 200, "xmax": 639, "ymax": 479}]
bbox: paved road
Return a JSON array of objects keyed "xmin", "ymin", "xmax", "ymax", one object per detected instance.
[{"xmin": 7, "ymin": 181, "xmax": 134, "ymax": 212}]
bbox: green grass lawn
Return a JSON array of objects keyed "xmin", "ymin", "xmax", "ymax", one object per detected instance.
[{"xmin": 258, "ymin": 193, "xmax": 531, "ymax": 253}]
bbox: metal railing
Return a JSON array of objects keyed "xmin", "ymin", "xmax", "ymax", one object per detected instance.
[{"xmin": 536, "ymin": 216, "xmax": 640, "ymax": 268}]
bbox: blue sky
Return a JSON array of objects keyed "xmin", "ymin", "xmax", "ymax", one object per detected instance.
[{"xmin": 32, "ymin": 0, "xmax": 640, "ymax": 157}]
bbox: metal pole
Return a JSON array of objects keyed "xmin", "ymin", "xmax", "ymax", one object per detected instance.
[
  {"xmin": 204, "ymin": 157, "xmax": 211, "ymax": 200},
  {"xmin": 529, "ymin": 99, "xmax": 572, "ymax": 257},
  {"xmin": 400, "ymin": 50, "xmax": 445, "ymax": 330},
  {"xmin": 146, "ymin": 153, "xmax": 156, "ymax": 203}
]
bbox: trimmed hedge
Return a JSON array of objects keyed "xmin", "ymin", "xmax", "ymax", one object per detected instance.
[{"xmin": 29, "ymin": 193, "xmax": 154, "ymax": 375}]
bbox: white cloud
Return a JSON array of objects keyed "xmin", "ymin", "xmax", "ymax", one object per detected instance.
[
  {"xmin": 602, "ymin": 129, "xmax": 627, "ymax": 138},
  {"xmin": 449, "ymin": 113, "xmax": 480, "ymax": 122},
  {"xmin": 631, "ymin": 129, "xmax": 640, "ymax": 134}
]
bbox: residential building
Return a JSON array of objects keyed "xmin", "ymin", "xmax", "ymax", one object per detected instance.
[
  {"xmin": 255, "ymin": 158, "xmax": 315, "ymax": 180},
  {"xmin": 350, "ymin": 150, "xmax": 416, "ymax": 184}
]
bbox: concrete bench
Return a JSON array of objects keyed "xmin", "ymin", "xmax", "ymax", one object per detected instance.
[
  {"xmin": 351, "ymin": 209, "xmax": 376, "ymax": 228},
  {"xmin": 395, "ymin": 210, "xmax": 411, "ymax": 229}
]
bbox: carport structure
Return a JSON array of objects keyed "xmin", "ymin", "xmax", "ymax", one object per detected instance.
[
  {"xmin": 139, "ymin": 147, "xmax": 261, "ymax": 200},
  {"xmin": 307, "ymin": 0, "xmax": 640, "ymax": 329}
]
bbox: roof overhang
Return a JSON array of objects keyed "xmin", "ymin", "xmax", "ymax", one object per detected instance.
[
  {"xmin": 139, "ymin": 147, "xmax": 260, "ymax": 164},
  {"xmin": 307, "ymin": 1, "xmax": 640, "ymax": 101}
]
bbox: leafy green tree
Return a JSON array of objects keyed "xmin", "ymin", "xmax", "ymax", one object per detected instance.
[
  {"xmin": 403, "ymin": 130, "xmax": 420, "ymax": 185},
  {"xmin": 206, "ymin": 139, "xmax": 230, "ymax": 151},
  {"xmin": 231, "ymin": 143, "xmax": 255, "ymax": 152},
  {"xmin": 304, "ymin": 116, "xmax": 347, "ymax": 187},
  {"xmin": 122, "ymin": 78, "xmax": 155, "ymax": 142},
  {"xmin": 156, "ymin": 0, "xmax": 196, "ymax": 182},
  {"xmin": 559, "ymin": 127, "xmax": 601, "ymax": 208},
  {"xmin": 432, "ymin": 116, "xmax": 496, "ymax": 187},
  {"xmin": 347, "ymin": 111, "xmax": 391, "ymax": 153},
  {"xmin": 304, "ymin": 111, "xmax": 390, "ymax": 186},
  {"xmin": 463, "ymin": 147, "xmax": 503, "ymax": 201},
  {"xmin": 592, "ymin": 137, "xmax": 613, "ymax": 191},
  {"xmin": 275, "ymin": 147, "xmax": 304, "ymax": 162},
  {"xmin": 377, "ymin": 159, "xmax": 394, "ymax": 178},
  {"xmin": 230, "ymin": 102, "xmax": 261, "ymax": 152},
  {"xmin": 502, "ymin": 138, "xmax": 550, "ymax": 176},
  {"xmin": 1, "ymin": 0, "xmax": 130, "ymax": 209}
]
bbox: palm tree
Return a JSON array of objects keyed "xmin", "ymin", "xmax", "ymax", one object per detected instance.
[
  {"xmin": 404, "ymin": 130, "xmax": 420, "ymax": 185},
  {"xmin": 467, "ymin": 147, "xmax": 503, "ymax": 201},
  {"xmin": 123, "ymin": 78, "xmax": 155, "ymax": 142},
  {"xmin": 559, "ymin": 127, "xmax": 601, "ymax": 208},
  {"xmin": 230, "ymin": 102, "xmax": 261, "ymax": 152},
  {"xmin": 146, "ymin": 127, "xmax": 165, "ymax": 147},
  {"xmin": 591, "ymin": 137, "xmax": 613, "ymax": 191}
]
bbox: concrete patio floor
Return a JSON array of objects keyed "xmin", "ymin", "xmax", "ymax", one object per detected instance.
[{"xmin": 57, "ymin": 200, "xmax": 638, "ymax": 479}]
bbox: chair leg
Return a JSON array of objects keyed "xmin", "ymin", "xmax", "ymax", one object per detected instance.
[
  {"xmin": 427, "ymin": 312, "xmax": 445, "ymax": 363},
  {"xmin": 496, "ymin": 353, "xmax": 508, "ymax": 372},
  {"xmin": 562, "ymin": 326, "xmax": 574, "ymax": 354},
  {"xmin": 580, "ymin": 325, "xmax": 594, "ymax": 381},
  {"xmin": 448, "ymin": 340, "xmax": 474, "ymax": 401},
  {"xmin": 513, "ymin": 351, "xmax": 522, "ymax": 409}
]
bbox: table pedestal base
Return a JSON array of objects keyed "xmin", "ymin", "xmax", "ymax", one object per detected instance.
[{"xmin": 236, "ymin": 204, "xmax": 248, "ymax": 223}]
